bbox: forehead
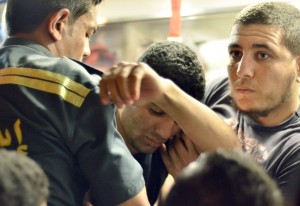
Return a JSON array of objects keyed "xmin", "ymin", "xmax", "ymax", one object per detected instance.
[{"xmin": 229, "ymin": 24, "xmax": 283, "ymax": 48}]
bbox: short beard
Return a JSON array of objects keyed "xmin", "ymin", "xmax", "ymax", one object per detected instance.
[
  {"xmin": 230, "ymin": 78, "xmax": 295, "ymax": 122},
  {"xmin": 231, "ymin": 99, "xmax": 272, "ymax": 121}
]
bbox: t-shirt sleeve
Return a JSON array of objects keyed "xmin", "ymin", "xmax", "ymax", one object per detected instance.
[
  {"xmin": 204, "ymin": 75, "xmax": 236, "ymax": 119},
  {"xmin": 70, "ymin": 86, "xmax": 145, "ymax": 205}
]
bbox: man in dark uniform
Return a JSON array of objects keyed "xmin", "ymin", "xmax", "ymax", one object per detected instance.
[{"xmin": 0, "ymin": 0, "xmax": 149, "ymax": 205}]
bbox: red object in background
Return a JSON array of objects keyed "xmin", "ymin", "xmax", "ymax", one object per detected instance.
[
  {"xmin": 84, "ymin": 44, "xmax": 115, "ymax": 72},
  {"xmin": 168, "ymin": 0, "xmax": 182, "ymax": 38}
]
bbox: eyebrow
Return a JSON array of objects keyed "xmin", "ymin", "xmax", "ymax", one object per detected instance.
[
  {"xmin": 88, "ymin": 24, "xmax": 97, "ymax": 35},
  {"xmin": 150, "ymin": 103, "xmax": 162, "ymax": 109},
  {"xmin": 228, "ymin": 43, "xmax": 240, "ymax": 49},
  {"xmin": 228, "ymin": 43, "xmax": 272, "ymax": 51},
  {"xmin": 84, "ymin": 20, "xmax": 98, "ymax": 34}
]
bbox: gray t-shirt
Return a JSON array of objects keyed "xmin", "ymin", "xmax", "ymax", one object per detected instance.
[{"xmin": 204, "ymin": 76, "xmax": 300, "ymax": 201}]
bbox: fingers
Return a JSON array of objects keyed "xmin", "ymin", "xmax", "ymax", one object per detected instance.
[
  {"xmin": 99, "ymin": 62, "xmax": 144, "ymax": 108},
  {"xmin": 110, "ymin": 64, "xmax": 133, "ymax": 103},
  {"xmin": 180, "ymin": 133, "xmax": 199, "ymax": 158},
  {"xmin": 160, "ymin": 134, "xmax": 200, "ymax": 178},
  {"xmin": 99, "ymin": 61, "xmax": 167, "ymax": 108},
  {"xmin": 167, "ymin": 138, "xmax": 183, "ymax": 166},
  {"xmin": 168, "ymin": 136, "xmax": 192, "ymax": 166},
  {"xmin": 160, "ymin": 144, "xmax": 171, "ymax": 167},
  {"xmin": 99, "ymin": 75, "xmax": 110, "ymax": 105},
  {"xmin": 160, "ymin": 144, "xmax": 177, "ymax": 177}
]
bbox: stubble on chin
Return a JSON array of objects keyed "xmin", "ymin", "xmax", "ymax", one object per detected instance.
[{"xmin": 230, "ymin": 98, "xmax": 270, "ymax": 121}]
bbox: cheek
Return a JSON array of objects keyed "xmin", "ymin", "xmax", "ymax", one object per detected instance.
[
  {"xmin": 71, "ymin": 38, "xmax": 86, "ymax": 61},
  {"xmin": 75, "ymin": 38, "xmax": 86, "ymax": 52},
  {"xmin": 121, "ymin": 111, "xmax": 148, "ymax": 133},
  {"xmin": 71, "ymin": 30, "xmax": 86, "ymax": 49},
  {"xmin": 227, "ymin": 63, "xmax": 235, "ymax": 75},
  {"xmin": 227, "ymin": 67, "xmax": 237, "ymax": 83},
  {"xmin": 135, "ymin": 115, "xmax": 157, "ymax": 130}
]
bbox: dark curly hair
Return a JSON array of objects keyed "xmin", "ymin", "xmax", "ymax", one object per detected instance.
[
  {"xmin": 163, "ymin": 149, "xmax": 283, "ymax": 206},
  {"xmin": 0, "ymin": 149, "xmax": 49, "ymax": 206},
  {"xmin": 138, "ymin": 41, "xmax": 206, "ymax": 102}
]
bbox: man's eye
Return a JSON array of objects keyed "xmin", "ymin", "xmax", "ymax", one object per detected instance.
[
  {"xmin": 150, "ymin": 108, "xmax": 164, "ymax": 116},
  {"xmin": 86, "ymin": 32, "xmax": 93, "ymax": 39},
  {"xmin": 257, "ymin": 52, "xmax": 269, "ymax": 59},
  {"xmin": 229, "ymin": 50, "xmax": 242, "ymax": 59}
]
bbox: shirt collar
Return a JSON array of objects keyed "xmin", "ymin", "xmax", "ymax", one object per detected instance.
[{"xmin": 1, "ymin": 37, "xmax": 54, "ymax": 57}]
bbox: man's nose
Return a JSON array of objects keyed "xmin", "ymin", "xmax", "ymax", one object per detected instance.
[
  {"xmin": 236, "ymin": 54, "xmax": 255, "ymax": 79},
  {"xmin": 83, "ymin": 43, "xmax": 91, "ymax": 59},
  {"xmin": 154, "ymin": 119, "xmax": 179, "ymax": 140}
]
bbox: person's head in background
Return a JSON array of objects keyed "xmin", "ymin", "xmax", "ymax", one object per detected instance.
[
  {"xmin": 162, "ymin": 149, "xmax": 283, "ymax": 206},
  {"xmin": 228, "ymin": 2, "xmax": 300, "ymax": 125},
  {"xmin": 116, "ymin": 41, "xmax": 206, "ymax": 154},
  {"xmin": 5, "ymin": 0, "xmax": 102, "ymax": 61},
  {"xmin": 0, "ymin": 149, "xmax": 49, "ymax": 206}
]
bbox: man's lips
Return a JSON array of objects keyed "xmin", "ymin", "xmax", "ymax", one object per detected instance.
[
  {"xmin": 144, "ymin": 136, "xmax": 164, "ymax": 147},
  {"xmin": 234, "ymin": 86, "xmax": 254, "ymax": 94}
]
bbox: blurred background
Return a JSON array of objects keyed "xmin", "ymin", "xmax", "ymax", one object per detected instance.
[{"xmin": 0, "ymin": 0, "xmax": 299, "ymax": 79}]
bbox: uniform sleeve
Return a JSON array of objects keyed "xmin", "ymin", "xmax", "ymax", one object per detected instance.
[{"xmin": 70, "ymin": 86, "xmax": 145, "ymax": 205}]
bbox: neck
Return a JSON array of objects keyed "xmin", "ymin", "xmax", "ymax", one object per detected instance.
[{"xmin": 11, "ymin": 28, "xmax": 56, "ymax": 56}]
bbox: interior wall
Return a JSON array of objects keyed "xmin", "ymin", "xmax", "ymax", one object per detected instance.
[{"xmin": 85, "ymin": 11, "xmax": 237, "ymax": 72}]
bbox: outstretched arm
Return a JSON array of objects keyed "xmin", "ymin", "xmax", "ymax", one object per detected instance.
[{"xmin": 100, "ymin": 62, "xmax": 241, "ymax": 152}]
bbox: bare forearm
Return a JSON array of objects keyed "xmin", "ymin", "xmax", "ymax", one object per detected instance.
[
  {"xmin": 154, "ymin": 80, "xmax": 241, "ymax": 151},
  {"xmin": 99, "ymin": 62, "xmax": 240, "ymax": 151}
]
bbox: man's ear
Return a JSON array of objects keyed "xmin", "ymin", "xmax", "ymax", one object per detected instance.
[{"xmin": 48, "ymin": 9, "xmax": 70, "ymax": 41}]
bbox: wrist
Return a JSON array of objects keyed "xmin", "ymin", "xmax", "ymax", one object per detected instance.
[{"xmin": 154, "ymin": 79, "xmax": 177, "ymax": 107}]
